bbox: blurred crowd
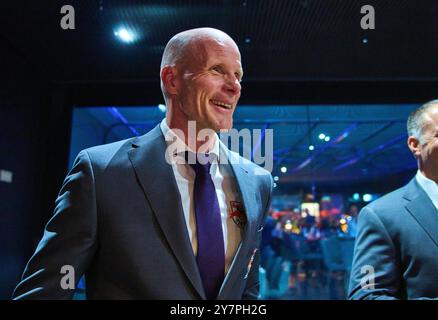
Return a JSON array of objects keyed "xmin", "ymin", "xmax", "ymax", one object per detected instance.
[
  {"xmin": 262, "ymin": 203, "xmax": 359, "ymax": 252},
  {"xmin": 258, "ymin": 199, "xmax": 360, "ymax": 299}
]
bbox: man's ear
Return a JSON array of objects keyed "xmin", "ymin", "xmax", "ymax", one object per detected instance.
[
  {"xmin": 161, "ymin": 66, "xmax": 179, "ymax": 95},
  {"xmin": 407, "ymin": 136, "xmax": 421, "ymax": 157}
]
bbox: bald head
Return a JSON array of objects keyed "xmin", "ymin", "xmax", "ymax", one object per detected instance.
[
  {"xmin": 161, "ymin": 28, "xmax": 238, "ymax": 69},
  {"xmin": 160, "ymin": 28, "xmax": 239, "ymax": 98}
]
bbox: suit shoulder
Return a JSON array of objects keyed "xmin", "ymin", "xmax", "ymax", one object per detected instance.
[
  {"xmin": 361, "ymin": 184, "xmax": 408, "ymax": 221},
  {"xmin": 77, "ymin": 137, "xmax": 136, "ymax": 168}
]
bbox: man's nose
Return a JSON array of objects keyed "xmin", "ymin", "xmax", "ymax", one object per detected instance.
[{"xmin": 224, "ymin": 77, "xmax": 241, "ymax": 96}]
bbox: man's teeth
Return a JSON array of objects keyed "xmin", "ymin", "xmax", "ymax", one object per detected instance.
[{"xmin": 211, "ymin": 100, "xmax": 232, "ymax": 109}]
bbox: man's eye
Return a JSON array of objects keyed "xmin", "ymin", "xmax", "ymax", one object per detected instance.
[{"xmin": 211, "ymin": 66, "xmax": 222, "ymax": 73}]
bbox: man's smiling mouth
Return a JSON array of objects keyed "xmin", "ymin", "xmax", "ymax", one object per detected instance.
[{"xmin": 211, "ymin": 99, "xmax": 232, "ymax": 110}]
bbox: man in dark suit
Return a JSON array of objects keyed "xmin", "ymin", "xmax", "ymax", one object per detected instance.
[
  {"xmin": 13, "ymin": 28, "xmax": 273, "ymax": 300},
  {"xmin": 348, "ymin": 100, "xmax": 438, "ymax": 300}
]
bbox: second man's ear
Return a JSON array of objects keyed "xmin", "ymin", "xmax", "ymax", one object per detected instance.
[
  {"xmin": 161, "ymin": 66, "xmax": 179, "ymax": 95},
  {"xmin": 407, "ymin": 136, "xmax": 421, "ymax": 157}
]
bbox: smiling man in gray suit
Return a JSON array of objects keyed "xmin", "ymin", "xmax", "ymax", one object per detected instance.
[
  {"xmin": 13, "ymin": 28, "xmax": 273, "ymax": 300},
  {"xmin": 349, "ymin": 100, "xmax": 438, "ymax": 300}
]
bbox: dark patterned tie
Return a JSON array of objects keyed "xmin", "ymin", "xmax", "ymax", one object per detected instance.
[{"xmin": 190, "ymin": 155, "xmax": 225, "ymax": 300}]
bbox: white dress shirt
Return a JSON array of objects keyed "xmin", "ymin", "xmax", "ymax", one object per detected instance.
[
  {"xmin": 160, "ymin": 118, "xmax": 243, "ymax": 273},
  {"xmin": 415, "ymin": 170, "xmax": 438, "ymax": 211}
]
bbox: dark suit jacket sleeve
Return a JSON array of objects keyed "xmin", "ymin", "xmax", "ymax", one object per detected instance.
[
  {"xmin": 12, "ymin": 150, "xmax": 98, "ymax": 299},
  {"xmin": 348, "ymin": 206, "xmax": 402, "ymax": 300},
  {"xmin": 242, "ymin": 174, "xmax": 273, "ymax": 300}
]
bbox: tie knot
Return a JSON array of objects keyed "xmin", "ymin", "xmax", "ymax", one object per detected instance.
[
  {"xmin": 190, "ymin": 161, "xmax": 212, "ymax": 175},
  {"xmin": 185, "ymin": 152, "xmax": 213, "ymax": 174}
]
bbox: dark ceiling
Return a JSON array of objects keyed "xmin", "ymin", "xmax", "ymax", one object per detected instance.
[{"xmin": 2, "ymin": 0, "xmax": 438, "ymax": 86}]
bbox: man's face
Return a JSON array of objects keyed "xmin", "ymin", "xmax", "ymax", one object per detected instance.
[
  {"xmin": 417, "ymin": 106, "xmax": 438, "ymax": 179},
  {"xmin": 175, "ymin": 38, "xmax": 242, "ymax": 132}
]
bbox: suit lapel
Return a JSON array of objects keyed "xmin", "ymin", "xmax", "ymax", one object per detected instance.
[
  {"xmin": 127, "ymin": 125, "xmax": 205, "ymax": 299},
  {"xmin": 218, "ymin": 150, "xmax": 259, "ymax": 298},
  {"xmin": 404, "ymin": 178, "xmax": 438, "ymax": 248}
]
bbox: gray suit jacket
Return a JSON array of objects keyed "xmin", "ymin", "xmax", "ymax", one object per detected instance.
[
  {"xmin": 348, "ymin": 178, "xmax": 438, "ymax": 300},
  {"xmin": 13, "ymin": 125, "xmax": 273, "ymax": 299}
]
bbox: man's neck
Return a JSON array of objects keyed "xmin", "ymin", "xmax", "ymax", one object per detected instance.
[
  {"xmin": 166, "ymin": 117, "xmax": 217, "ymax": 153},
  {"xmin": 419, "ymin": 168, "xmax": 438, "ymax": 184}
]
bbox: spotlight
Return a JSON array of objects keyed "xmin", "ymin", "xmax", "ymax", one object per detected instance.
[
  {"xmin": 273, "ymin": 176, "xmax": 279, "ymax": 181},
  {"xmin": 318, "ymin": 133, "xmax": 326, "ymax": 140},
  {"xmin": 114, "ymin": 27, "xmax": 135, "ymax": 43},
  {"xmin": 308, "ymin": 145, "xmax": 315, "ymax": 151},
  {"xmin": 324, "ymin": 136, "xmax": 331, "ymax": 142},
  {"xmin": 363, "ymin": 194, "xmax": 373, "ymax": 202},
  {"xmin": 280, "ymin": 166, "xmax": 287, "ymax": 173}
]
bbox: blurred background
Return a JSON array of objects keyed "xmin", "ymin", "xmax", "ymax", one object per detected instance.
[{"xmin": 1, "ymin": 0, "xmax": 437, "ymax": 299}]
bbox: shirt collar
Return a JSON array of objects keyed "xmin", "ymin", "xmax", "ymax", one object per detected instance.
[
  {"xmin": 160, "ymin": 118, "xmax": 220, "ymax": 162},
  {"xmin": 415, "ymin": 170, "xmax": 438, "ymax": 210}
]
